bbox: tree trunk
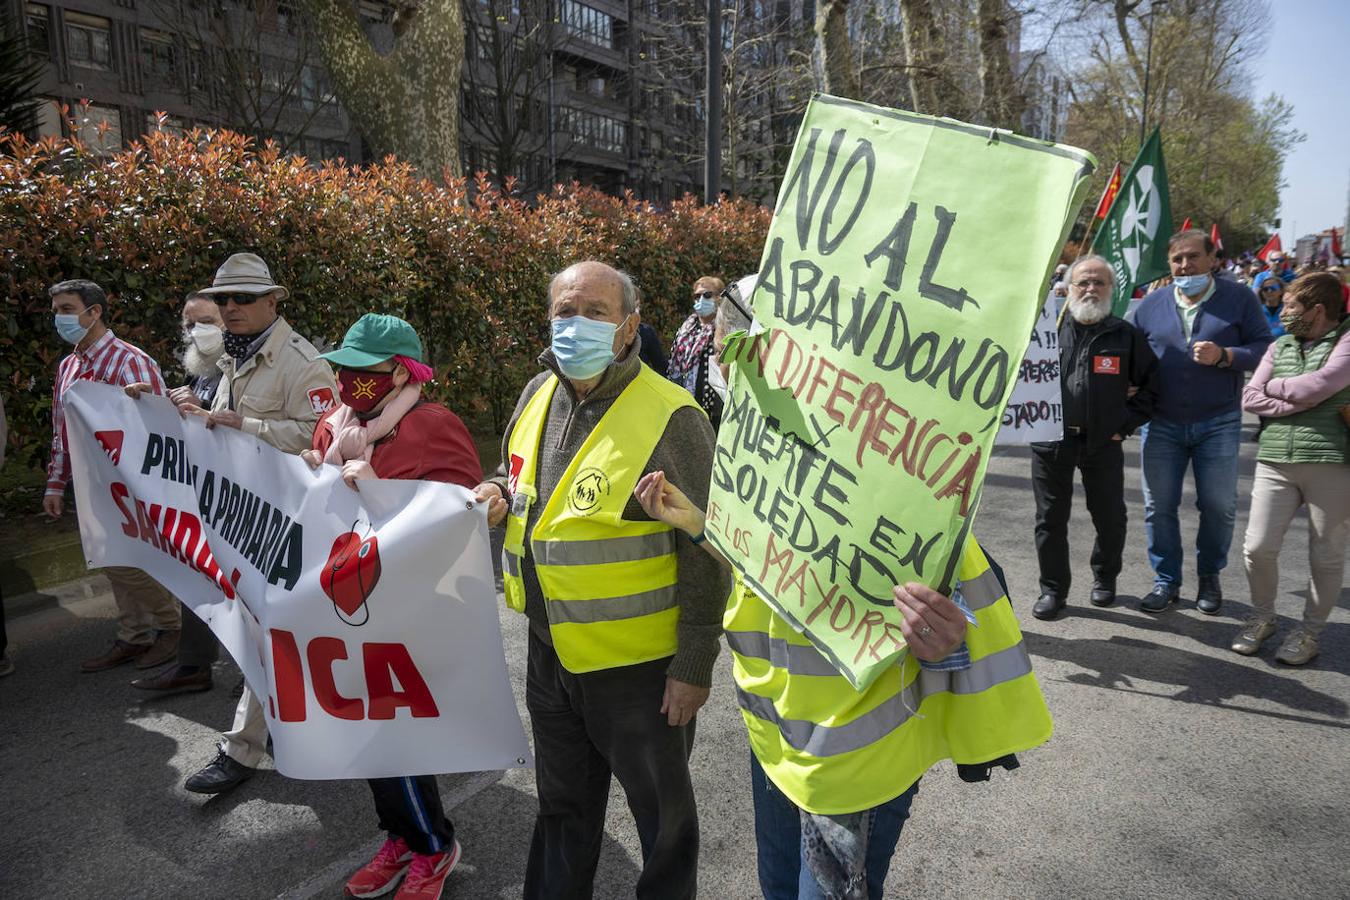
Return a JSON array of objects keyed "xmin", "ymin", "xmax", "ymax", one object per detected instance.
[
  {"xmin": 899, "ymin": 0, "xmax": 944, "ymax": 115},
  {"xmin": 977, "ymin": 0, "xmax": 1023, "ymax": 130},
  {"xmin": 301, "ymin": 0, "xmax": 464, "ymax": 178},
  {"xmin": 816, "ymin": 0, "xmax": 859, "ymax": 99}
]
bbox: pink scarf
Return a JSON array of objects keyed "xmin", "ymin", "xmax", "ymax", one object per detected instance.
[{"xmin": 322, "ymin": 384, "xmax": 421, "ymax": 464}]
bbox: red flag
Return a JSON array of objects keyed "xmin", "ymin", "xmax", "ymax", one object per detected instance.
[
  {"xmin": 1332, "ymin": 228, "xmax": 1343, "ymax": 259},
  {"xmin": 1257, "ymin": 234, "xmax": 1283, "ymax": 261},
  {"xmin": 1210, "ymin": 223, "xmax": 1223, "ymax": 252},
  {"xmin": 1093, "ymin": 162, "xmax": 1123, "ymax": 219},
  {"xmin": 1180, "ymin": 217, "xmax": 1193, "ymax": 231}
]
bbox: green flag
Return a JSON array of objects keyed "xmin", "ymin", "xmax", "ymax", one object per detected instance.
[
  {"xmin": 707, "ymin": 94, "xmax": 1095, "ymax": 689},
  {"xmin": 1092, "ymin": 127, "xmax": 1172, "ymax": 316}
]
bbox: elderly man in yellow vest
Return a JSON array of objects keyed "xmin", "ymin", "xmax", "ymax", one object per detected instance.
[{"xmin": 475, "ymin": 260, "xmax": 731, "ymax": 899}]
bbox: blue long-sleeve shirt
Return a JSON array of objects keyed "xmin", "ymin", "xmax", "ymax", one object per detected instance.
[{"xmin": 1132, "ymin": 277, "xmax": 1273, "ymax": 424}]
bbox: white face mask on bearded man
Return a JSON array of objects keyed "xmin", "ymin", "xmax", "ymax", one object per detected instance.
[{"xmin": 181, "ymin": 322, "xmax": 225, "ymax": 378}]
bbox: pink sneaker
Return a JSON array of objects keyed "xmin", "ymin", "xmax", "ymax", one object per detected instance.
[
  {"xmin": 394, "ymin": 841, "xmax": 461, "ymax": 900},
  {"xmin": 345, "ymin": 836, "xmax": 412, "ymax": 898}
]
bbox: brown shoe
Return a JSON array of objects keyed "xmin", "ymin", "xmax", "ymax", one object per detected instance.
[
  {"xmin": 82, "ymin": 640, "xmax": 150, "ymax": 672},
  {"xmin": 132, "ymin": 665, "xmax": 213, "ymax": 695},
  {"xmin": 135, "ymin": 630, "xmax": 181, "ymax": 669}
]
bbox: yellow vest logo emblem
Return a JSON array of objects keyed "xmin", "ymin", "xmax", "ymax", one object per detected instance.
[{"xmin": 569, "ymin": 468, "xmax": 610, "ymax": 515}]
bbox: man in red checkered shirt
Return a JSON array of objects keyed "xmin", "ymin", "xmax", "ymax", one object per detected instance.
[{"xmin": 45, "ymin": 279, "xmax": 182, "ymax": 672}]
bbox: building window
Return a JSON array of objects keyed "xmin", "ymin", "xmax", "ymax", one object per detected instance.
[
  {"xmin": 561, "ymin": 107, "xmax": 625, "ymax": 155},
  {"xmin": 140, "ymin": 29, "xmax": 178, "ymax": 84},
  {"xmin": 561, "ymin": 1, "xmax": 613, "ymax": 49},
  {"xmin": 66, "ymin": 13, "xmax": 114, "ymax": 71},
  {"xmin": 26, "ymin": 3, "xmax": 51, "ymax": 58},
  {"xmin": 73, "ymin": 104, "xmax": 122, "ymax": 152},
  {"xmin": 145, "ymin": 112, "xmax": 187, "ymax": 135}
]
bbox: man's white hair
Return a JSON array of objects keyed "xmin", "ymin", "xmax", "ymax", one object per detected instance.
[
  {"xmin": 547, "ymin": 261, "xmax": 639, "ymax": 315},
  {"xmin": 1066, "ymin": 254, "xmax": 1116, "ymax": 288}
]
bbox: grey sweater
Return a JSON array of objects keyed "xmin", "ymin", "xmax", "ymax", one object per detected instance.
[{"xmin": 488, "ymin": 344, "xmax": 731, "ymax": 687}]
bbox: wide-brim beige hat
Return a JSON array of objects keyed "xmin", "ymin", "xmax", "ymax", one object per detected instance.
[{"xmin": 195, "ymin": 252, "xmax": 290, "ymax": 301}]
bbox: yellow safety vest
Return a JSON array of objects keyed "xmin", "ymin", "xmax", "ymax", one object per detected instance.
[
  {"xmin": 502, "ymin": 365, "xmax": 701, "ymax": 674},
  {"xmin": 725, "ymin": 538, "xmax": 1052, "ymax": 816}
]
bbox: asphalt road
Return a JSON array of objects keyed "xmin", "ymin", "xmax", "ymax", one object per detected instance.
[{"xmin": 2, "ymin": 416, "xmax": 1347, "ymax": 899}]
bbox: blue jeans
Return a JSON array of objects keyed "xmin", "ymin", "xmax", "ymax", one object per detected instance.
[
  {"xmin": 1139, "ymin": 410, "xmax": 1243, "ymax": 588},
  {"xmin": 750, "ymin": 754, "xmax": 918, "ymax": 899}
]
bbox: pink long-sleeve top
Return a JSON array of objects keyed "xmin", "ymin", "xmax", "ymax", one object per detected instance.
[{"xmin": 1242, "ymin": 329, "xmax": 1350, "ymax": 417}]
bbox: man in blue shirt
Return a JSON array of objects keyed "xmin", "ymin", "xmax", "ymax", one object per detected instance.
[{"xmin": 1131, "ymin": 230, "xmax": 1273, "ymax": 615}]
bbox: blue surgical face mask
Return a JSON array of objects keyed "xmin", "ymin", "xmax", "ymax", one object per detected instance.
[
  {"xmin": 54, "ymin": 312, "xmax": 90, "ymax": 345},
  {"xmin": 1173, "ymin": 273, "xmax": 1210, "ymax": 296},
  {"xmin": 693, "ymin": 297, "xmax": 716, "ymax": 318},
  {"xmin": 551, "ymin": 314, "xmax": 629, "ymax": 381}
]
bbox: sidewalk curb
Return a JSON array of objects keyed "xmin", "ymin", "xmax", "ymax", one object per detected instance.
[{"xmin": 5, "ymin": 572, "xmax": 111, "ymax": 619}]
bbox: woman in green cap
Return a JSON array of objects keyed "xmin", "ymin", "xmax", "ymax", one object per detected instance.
[{"xmin": 304, "ymin": 313, "xmax": 481, "ymax": 900}]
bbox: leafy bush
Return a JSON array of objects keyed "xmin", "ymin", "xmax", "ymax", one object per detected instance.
[{"xmin": 0, "ymin": 125, "xmax": 770, "ymax": 473}]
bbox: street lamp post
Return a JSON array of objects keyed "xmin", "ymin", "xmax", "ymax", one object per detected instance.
[
  {"xmin": 1139, "ymin": 0, "xmax": 1167, "ymax": 147},
  {"xmin": 704, "ymin": 0, "xmax": 723, "ymax": 204}
]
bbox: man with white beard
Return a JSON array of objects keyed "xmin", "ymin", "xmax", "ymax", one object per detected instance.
[
  {"xmin": 174, "ymin": 293, "xmax": 226, "ymax": 408},
  {"xmin": 1031, "ymin": 255, "xmax": 1161, "ymax": 620},
  {"xmin": 128, "ymin": 293, "xmax": 228, "ymax": 694}
]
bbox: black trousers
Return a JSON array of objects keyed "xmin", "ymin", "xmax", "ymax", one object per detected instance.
[
  {"xmin": 524, "ymin": 629, "xmax": 698, "ymax": 900},
  {"xmin": 1, "ymin": 584, "xmax": 7, "ymax": 658},
  {"xmin": 367, "ymin": 775, "xmax": 456, "ymax": 856},
  {"xmin": 178, "ymin": 602, "xmax": 219, "ymax": 668},
  {"xmin": 1031, "ymin": 436, "xmax": 1127, "ymax": 597}
]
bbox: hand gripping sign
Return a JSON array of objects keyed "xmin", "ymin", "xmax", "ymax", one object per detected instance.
[
  {"xmin": 63, "ymin": 381, "xmax": 532, "ymax": 779},
  {"xmin": 710, "ymin": 94, "xmax": 1094, "ymax": 689}
]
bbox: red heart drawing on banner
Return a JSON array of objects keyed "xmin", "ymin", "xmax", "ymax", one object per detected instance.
[{"xmin": 320, "ymin": 530, "xmax": 381, "ymax": 624}]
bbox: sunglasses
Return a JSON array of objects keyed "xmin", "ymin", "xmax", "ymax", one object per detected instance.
[
  {"xmin": 1260, "ymin": 285, "xmax": 1281, "ymax": 292},
  {"xmin": 693, "ymin": 291, "xmax": 717, "ymax": 300},
  {"xmin": 210, "ymin": 292, "xmax": 265, "ymax": 307}
]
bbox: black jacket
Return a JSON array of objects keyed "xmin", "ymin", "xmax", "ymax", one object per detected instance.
[{"xmin": 1057, "ymin": 313, "xmax": 1160, "ymax": 448}]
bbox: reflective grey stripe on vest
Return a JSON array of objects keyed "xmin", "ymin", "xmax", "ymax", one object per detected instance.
[
  {"xmin": 534, "ymin": 531, "xmax": 677, "ymax": 567},
  {"xmin": 956, "ymin": 567, "xmax": 1004, "ymax": 612},
  {"xmin": 728, "ymin": 569, "xmax": 1008, "ymax": 678},
  {"xmin": 503, "ymin": 550, "xmax": 520, "ymax": 577},
  {"xmin": 726, "ymin": 630, "xmax": 841, "ymax": 677},
  {"xmin": 547, "ymin": 585, "xmax": 678, "ymax": 624},
  {"xmin": 735, "ymin": 642, "xmax": 1034, "ymax": 758}
]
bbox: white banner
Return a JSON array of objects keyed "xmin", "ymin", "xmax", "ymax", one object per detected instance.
[
  {"xmin": 64, "ymin": 381, "xmax": 532, "ymax": 780},
  {"xmin": 996, "ymin": 290, "xmax": 1063, "ymax": 444}
]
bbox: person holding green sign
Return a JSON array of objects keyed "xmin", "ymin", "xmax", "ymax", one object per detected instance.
[{"xmin": 632, "ymin": 462, "xmax": 1048, "ymax": 899}]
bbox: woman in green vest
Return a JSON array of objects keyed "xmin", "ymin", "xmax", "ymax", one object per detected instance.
[{"xmin": 1233, "ymin": 272, "xmax": 1350, "ymax": 665}]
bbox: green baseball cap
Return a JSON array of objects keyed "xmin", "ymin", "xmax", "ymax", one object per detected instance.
[{"xmin": 319, "ymin": 313, "xmax": 424, "ymax": 368}]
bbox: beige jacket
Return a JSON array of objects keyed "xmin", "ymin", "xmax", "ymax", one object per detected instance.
[{"xmin": 211, "ymin": 317, "xmax": 338, "ymax": 454}]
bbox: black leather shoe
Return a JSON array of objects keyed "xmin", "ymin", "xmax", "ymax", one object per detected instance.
[
  {"xmin": 1032, "ymin": 593, "xmax": 1066, "ymax": 621},
  {"xmin": 1196, "ymin": 575, "xmax": 1223, "ymax": 615},
  {"xmin": 1089, "ymin": 583, "xmax": 1117, "ymax": 607},
  {"xmin": 1140, "ymin": 585, "xmax": 1179, "ymax": 613},
  {"xmin": 132, "ymin": 665, "xmax": 213, "ymax": 695},
  {"xmin": 184, "ymin": 749, "xmax": 255, "ymax": 795}
]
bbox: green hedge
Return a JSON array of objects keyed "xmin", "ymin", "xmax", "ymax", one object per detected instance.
[{"xmin": 0, "ymin": 127, "xmax": 770, "ymax": 472}]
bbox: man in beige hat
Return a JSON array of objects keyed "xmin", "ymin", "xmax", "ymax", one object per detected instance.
[{"xmin": 132, "ymin": 252, "xmax": 338, "ymax": 793}]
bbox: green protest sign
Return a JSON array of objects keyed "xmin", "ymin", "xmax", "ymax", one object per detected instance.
[
  {"xmin": 1092, "ymin": 127, "xmax": 1172, "ymax": 316},
  {"xmin": 706, "ymin": 94, "xmax": 1095, "ymax": 689}
]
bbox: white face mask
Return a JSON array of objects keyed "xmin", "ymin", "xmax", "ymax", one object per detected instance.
[
  {"xmin": 189, "ymin": 322, "xmax": 225, "ymax": 356},
  {"xmin": 707, "ymin": 361, "xmax": 728, "ymax": 402}
]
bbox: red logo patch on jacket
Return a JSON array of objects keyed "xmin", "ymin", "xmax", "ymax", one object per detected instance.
[
  {"xmin": 1093, "ymin": 355, "xmax": 1121, "ymax": 374},
  {"xmin": 308, "ymin": 387, "xmax": 336, "ymax": 414},
  {"xmin": 94, "ymin": 430, "xmax": 124, "ymax": 465}
]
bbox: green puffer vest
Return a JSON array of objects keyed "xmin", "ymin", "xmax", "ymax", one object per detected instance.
[{"xmin": 1257, "ymin": 318, "xmax": 1350, "ymax": 465}]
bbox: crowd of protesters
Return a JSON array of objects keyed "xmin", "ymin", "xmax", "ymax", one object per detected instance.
[{"xmin": 2, "ymin": 226, "xmax": 1347, "ymax": 898}]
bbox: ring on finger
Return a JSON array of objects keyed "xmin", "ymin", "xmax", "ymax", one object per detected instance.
[{"xmin": 918, "ymin": 624, "xmax": 933, "ymax": 637}]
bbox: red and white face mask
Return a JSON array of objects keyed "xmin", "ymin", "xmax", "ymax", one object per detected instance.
[{"xmin": 337, "ymin": 369, "xmax": 396, "ymax": 413}]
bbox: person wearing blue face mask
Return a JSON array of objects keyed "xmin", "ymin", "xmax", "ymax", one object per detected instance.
[
  {"xmin": 666, "ymin": 275, "xmax": 726, "ymax": 428},
  {"xmin": 1132, "ymin": 229, "xmax": 1274, "ymax": 616},
  {"xmin": 473, "ymin": 260, "xmax": 730, "ymax": 900}
]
